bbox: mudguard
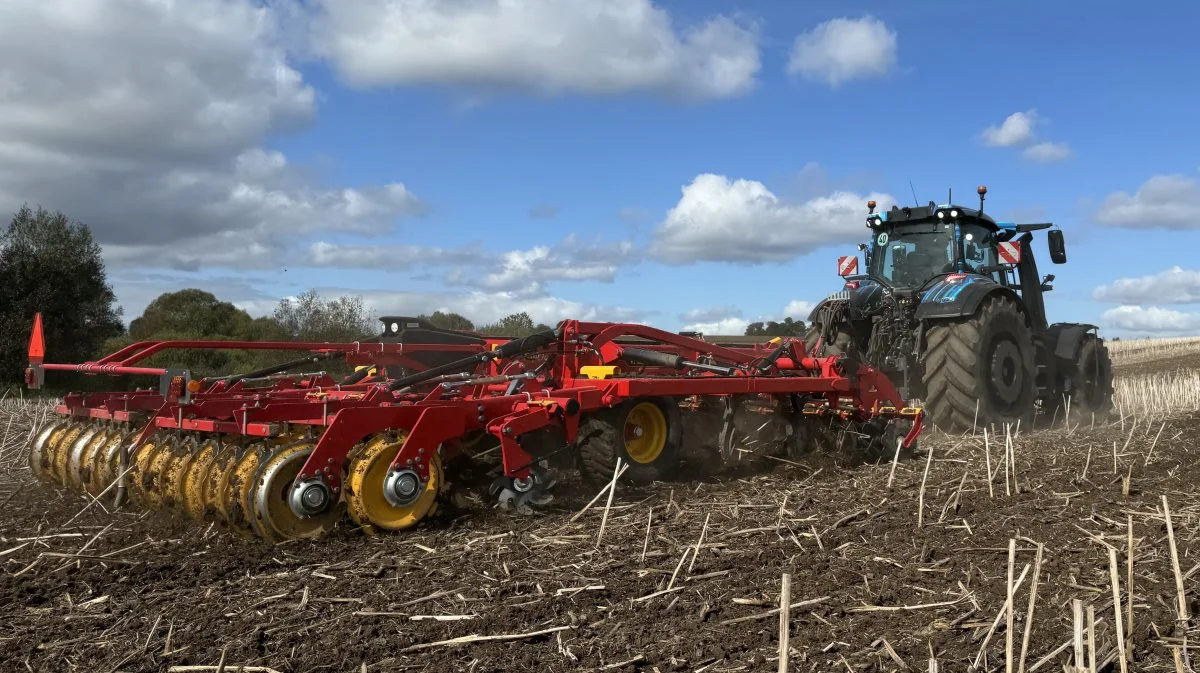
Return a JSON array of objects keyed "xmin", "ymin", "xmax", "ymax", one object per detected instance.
[
  {"xmin": 1045, "ymin": 322, "xmax": 1099, "ymax": 360},
  {"xmin": 806, "ymin": 290, "xmax": 852, "ymax": 323},
  {"xmin": 914, "ymin": 275, "xmax": 1020, "ymax": 321}
]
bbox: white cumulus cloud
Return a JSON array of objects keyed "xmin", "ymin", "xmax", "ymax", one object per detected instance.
[
  {"xmin": 979, "ymin": 109, "xmax": 1070, "ymax": 163},
  {"xmin": 306, "ymin": 0, "xmax": 761, "ymax": 100},
  {"xmin": 681, "ymin": 317, "xmax": 751, "ymax": 335},
  {"xmin": 1101, "ymin": 305, "xmax": 1200, "ymax": 335},
  {"xmin": 1093, "ymin": 266, "xmax": 1200, "ymax": 304},
  {"xmin": 1022, "ymin": 141, "xmax": 1072, "ymax": 163},
  {"xmin": 0, "ymin": 0, "xmax": 423, "ymax": 271},
  {"xmin": 784, "ymin": 300, "xmax": 816, "ymax": 317},
  {"xmin": 1094, "ymin": 174, "xmax": 1198, "ymax": 229},
  {"xmin": 787, "ymin": 16, "xmax": 897, "ymax": 87},
  {"xmin": 649, "ymin": 173, "xmax": 891, "ymax": 264}
]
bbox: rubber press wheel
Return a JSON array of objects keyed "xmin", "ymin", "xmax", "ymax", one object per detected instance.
[
  {"xmin": 345, "ymin": 433, "xmax": 442, "ymax": 536},
  {"xmin": 576, "ymin": 397, "xmax": 682, "ymax": 486}
]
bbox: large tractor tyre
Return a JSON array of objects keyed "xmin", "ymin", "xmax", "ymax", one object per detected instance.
[
  {"xmin": 803, "ymin": 322, "xmax": 852, "ymax": 357},
  {"xmin": 922, "ymin": 294, "xmax": 1037, "ymax": 434},
  {"xmin": 1048, "ymin": 334, "xmax": 1115, "ymax": 424},
  {"xmin": 576, "ymin": 397, "xmax": 683, "ymax": 486}
]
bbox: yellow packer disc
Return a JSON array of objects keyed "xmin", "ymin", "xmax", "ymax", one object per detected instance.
[
  {"xmin": 28, "ymin": 419, "xmax": 68, "ymax": 483},
  {"xmin": 48, "ymin": 421, "xmax": 86, "ymax": 486},
  {"xmin": 156, "ymin": 436, "xmax": 196, "ymax": 510},
  {"xmin": 222, "ymin": 442, "xmax": 269, "ymax": 536},
  {"xmin": 91, "ymin": 428, "xmax": 132, "ymax": 496},
  {"xmin": 179, "ymin": 437, "xmax": 220, "ymax": 521},
  {"xmin": 76, "ymin": 425, "xmax": 113, "ymax": 492},
  {"xmin": 249, "ymin": 441, "xmax": 343, "ymax": 542},
  {"xmin": 345, "ymin": 433, "xmax": 441, "ymax": 535},
  {"xmin": 65, "ymin": 425, "xmax": 105, "ymax": 492},
  {"xmin": 129, "ymin": 436, "xmax": 175, "ymax": 508}
]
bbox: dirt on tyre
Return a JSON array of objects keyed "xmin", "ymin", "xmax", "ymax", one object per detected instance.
[
  {"xmin": 576, "ymin": 397, "xmax": 682, "ymax": 486},
  {"xmin": 922, "ymin": 294, "xmax": 1037, "ymax": 433},
  {"xmin": 1046, "ymin": 332, "xmax": 1115, "ymax": 424}
]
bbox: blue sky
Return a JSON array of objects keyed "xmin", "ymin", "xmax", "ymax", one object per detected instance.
[{"xmin": 2, "ymin": 0, "xmax": 1199, "ymax": 337}]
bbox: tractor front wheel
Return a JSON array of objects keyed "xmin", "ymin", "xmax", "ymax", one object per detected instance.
[
  {"xmin": 922, "ymin": 294, "xmax": 1037, "ymax": 433},
  {"xmin": 576, "ymin": 397, "xmax": 682, "ymax": 486}
]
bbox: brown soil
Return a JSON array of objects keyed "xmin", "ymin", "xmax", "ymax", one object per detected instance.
[
  {"xmin": 1, "ymin": 391, "xmax": 1198, "ymax": 672},
  {"xmin": 1112, "ymin": 350, "xmax": 1200, "ymax": 376}
]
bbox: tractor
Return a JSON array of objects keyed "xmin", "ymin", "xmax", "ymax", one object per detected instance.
[{"xmin": 804, "ymin": 185, "xmax": 1114, "ymax": 433}]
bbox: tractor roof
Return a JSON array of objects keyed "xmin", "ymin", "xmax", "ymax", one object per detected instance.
[{"xmin": 866, "ymin": 201, "xmax": 1050, "ymax": 239}]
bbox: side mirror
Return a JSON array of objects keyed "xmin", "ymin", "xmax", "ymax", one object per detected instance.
[{"xmin": 1047, "ymin": 229, "xmax": 1066, "ymax": 264}]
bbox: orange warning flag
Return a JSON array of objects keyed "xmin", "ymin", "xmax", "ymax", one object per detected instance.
[{"xmin": 28, "ymin": 312, "xmax": 45, "ymax": 364}]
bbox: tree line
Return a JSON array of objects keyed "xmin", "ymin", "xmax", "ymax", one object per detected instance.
[{"xmin": 0, "ymin": 205, "xmax": 805, "ymax": 392}]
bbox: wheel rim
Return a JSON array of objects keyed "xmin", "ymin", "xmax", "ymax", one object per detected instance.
[
  {"xmin": 250, "ymin": 442, "xmax": 342, "ymax": 542},
  {"xmin": 346, "ymin": 434, "xmax": 441, "ymax": 533},
  {"xmin": 987, "ymin": 338, "xmax": 1025, "ymax": 410},
  {"xmin": 623, "ymin": 401, "xmax": 668, "ymax": 464}
]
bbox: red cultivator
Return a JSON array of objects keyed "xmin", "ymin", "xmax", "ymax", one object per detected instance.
[{"xmin": 23, "ymin": 314, "xmax": 924, "ymax": 542}]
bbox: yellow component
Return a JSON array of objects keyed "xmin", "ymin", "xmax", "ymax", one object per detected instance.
[
  {"xmin": 90, "ymin": 429, "xmax": 130, "ymax": 496},
  {"xmin": 878, "ymin": 406, "xmax": 897, "ymax": 414},
  {"xmin": 67, "ymin": 426, "xmax": 108, "ymax": 491},
  {"xmin": 28, "ymin": 419, "xmax": 68, "ymax": 483},
  {"xmin": 900, "ymin": 406, "xmax": 923, "ymax": 416},
  {"xmin": 224, "ymin": 442, "xmax": 268, "ymax": 536},
  {"xmin": 202, "ymin": 445, "xmax": 239, "ymax": 523},
  {"xmin": 248, "ymin": 441, "xmax": 343, "ymax": 542},
  {"xmin": 768, "ymin": 337, "xmax": 783, "ymax": 344},
  {"xmin": 179, "ymin": 438, "xmax": 220, "ymax": 521},
  {"xmin": 623, "ymin": 401, "xmax": 668, "ymax": 464},
  {"xmin": 580, "ymin": 365, "xmax": 620, "ymax": 380},
  {"xmin": 354, "ymin": 365, "xmax": 378, "ymax": 376},
  {"xmin": 345, "ymin": 432, "xmax": 441, "ymax": 535},
  {"xmin": 157, "ymin": 437, "xmax": 196, "ymax": 509},
  {"xmin": 49, "ymin": 421, "xmax": 86, "ymax": 486},
  {"xmin": 75, "ymin": 426, "xmax": 110, "ymax": 492},
  {"xmin": 135, "ymin": 436, "xmax": 180, "ymax": 508}
]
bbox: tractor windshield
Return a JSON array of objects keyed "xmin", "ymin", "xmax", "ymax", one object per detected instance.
[{"xmin": 869, "ymin": 222, "xmax": 956, "ymax": 287}]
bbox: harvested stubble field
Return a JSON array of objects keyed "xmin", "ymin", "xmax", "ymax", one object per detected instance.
[{"xmin": 2, "ymin": 342, "xmax": 1199, "ymax": 673}]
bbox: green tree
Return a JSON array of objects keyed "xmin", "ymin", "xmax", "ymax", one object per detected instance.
[
  {"xmin": 106, "ymin": 289, "xmax": 294, "ymax": 376},
  {"xmin": 0, "ymin": 205, "xmax": 124, "ymax": 388},
  {"xmin": 419, "ymin": 310, "xmax": 475, "ymax": 331},
  {"xmin": 273, "ymin": 289, "xmax": 376, "ymax": 342},
  {"xmin": 476, "ymin": 312, "xmax": 553, "ymax": 337},
  {"xmin": 744, "ymin": 317, "xmax": 806, "ymax": 337}
]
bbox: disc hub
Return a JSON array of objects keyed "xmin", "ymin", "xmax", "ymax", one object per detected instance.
[
  {"xmin": 289, "ymin": 478, "xmax": 333, "ymax": 517},
  {"xmin": 383, "ymin": 469, "xmax": 422, "ymax": 508}
]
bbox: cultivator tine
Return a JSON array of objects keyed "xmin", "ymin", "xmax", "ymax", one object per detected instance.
[{"xmin": 489, "ymin": 461, "xmax": 557, "ymax": 515}]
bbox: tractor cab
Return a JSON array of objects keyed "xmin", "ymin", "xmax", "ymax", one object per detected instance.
[{"xmin": 857, "ymin": 195, "xmax": 1006, "ymax": 292}]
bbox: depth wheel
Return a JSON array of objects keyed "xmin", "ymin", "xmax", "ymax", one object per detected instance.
[
  {"xmin": 922, "ymin": 294, "xmax": 1037, "ymax": 433},
  {"xmin": 249, "ymin": 441, "xmax": 343, "ymax": 542},
  {"xmin": 345, "ymin": 433, "xmax": 441, "ymax": 535},
  {"xmin": 577, "ymin": 397, "xmax": 683, "ymax": 486}
]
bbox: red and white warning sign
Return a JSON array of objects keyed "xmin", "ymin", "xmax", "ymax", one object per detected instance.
[
  {"xmin": 837, "ymin": 255, "xmax": 858, "ymax": 276},
  {"xmin": 998, "ymin": 241, "xmax": 1021, "ymax": 265}
]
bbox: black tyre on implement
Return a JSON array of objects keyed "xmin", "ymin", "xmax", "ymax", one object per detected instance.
[
  {"xmin": 922, "ymin": 294, "xmax": 1038, "ymax": 433},
  {"xmin": 576, "ymin": 396, "xmax": 683, "ymax": 485}
]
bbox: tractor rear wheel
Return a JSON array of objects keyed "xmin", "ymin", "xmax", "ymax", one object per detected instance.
[
  {"xmin": 1048, "ymin": 333, "xmax": 1115, "ymax": 423},
  {"xmin": 803, "ymin": 322, "xmax": 852, "ymax": 357},
  {"xmin": 576, "ymin": 397, "xmax": 682, "ymax": 486},
  {"xmin": 922, "ymin": 294, "xmax": 1037, "ymax": 433}
]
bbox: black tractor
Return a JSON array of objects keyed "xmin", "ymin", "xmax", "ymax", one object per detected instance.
[{"xmin": 804, "ymin": 186, "xmax": 1114, "ymax": 433}]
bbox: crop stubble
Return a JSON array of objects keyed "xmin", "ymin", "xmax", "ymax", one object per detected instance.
[{"xmin": 0, "ymin": 361, "xmax": 1198, "ymax": 672}]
